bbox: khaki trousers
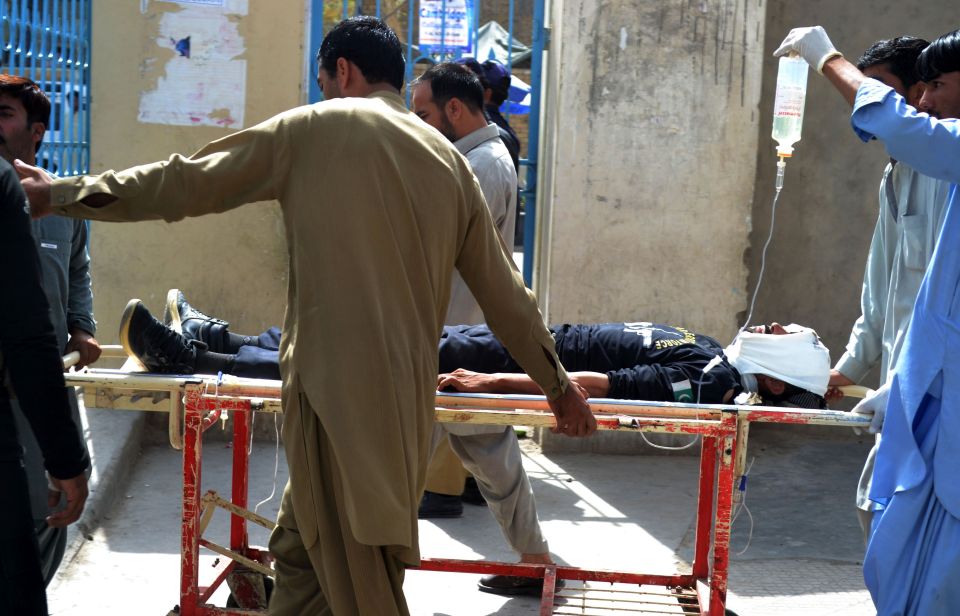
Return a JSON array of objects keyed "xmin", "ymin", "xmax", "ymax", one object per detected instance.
[
  {"xmin": 268, "ymin": 417, "xmax": 409, "ymax": 616},
  {"xmin": 424, "ymin": 435, "xmax": 469, "ymax": 495}
]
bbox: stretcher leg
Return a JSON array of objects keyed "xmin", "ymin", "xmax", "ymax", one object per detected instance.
[
  {"xmin": 180, "ymin": 390, "xmax": 204, "ymax": 616},
  {"xmin": 708, "ymin": 411, "xmax": 738, "ymax": 615},
  {"xmin": 231, "ymin": 407, "xmax": 250, "ymax": 555},
  {"xmin": 693, "ymin": 436, "xmax": 718, "ymax": 581}
]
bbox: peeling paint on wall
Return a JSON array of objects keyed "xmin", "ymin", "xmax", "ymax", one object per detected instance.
[{"xmin": 138, "ymin": 1, "xmax": 248, "ymax": 128}]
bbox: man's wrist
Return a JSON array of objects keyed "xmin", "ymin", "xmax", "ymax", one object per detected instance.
[
  {"xmin": 69, "ymin": 324, "xmax": 96, "ymax": 338},
  {"xmin": 540, "ymin": 379, "xmax": 566, "ymax": 401},
  {"xmin": 818, "ymin": 51, "xmax": 844, "ymax": 74}
]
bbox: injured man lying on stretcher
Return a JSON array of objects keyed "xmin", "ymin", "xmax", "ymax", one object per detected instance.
[
  {"xmin": 122, "ymin": 290, "xmax": 831, "ymax": 409},
  {"xmin": 118, "ymin": 289, "xmax": 831, "ymax": 595}
]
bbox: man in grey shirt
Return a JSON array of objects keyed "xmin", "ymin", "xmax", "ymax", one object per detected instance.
[
  {"xmin": 0, "ymin": 74, "xmax": 100, "ymax": 583},
  {"xmin": 413, "ymin": 62, "xmax": 518, "ymax": 325},
  {"xmin": 412, "ymin": 63, "xmax": 551, "ymax": 596}
]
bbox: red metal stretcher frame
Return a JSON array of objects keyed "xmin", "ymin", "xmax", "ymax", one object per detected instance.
[{"xmin": 65, "ymin": 371, "xmax": 867, "ymax": 616}]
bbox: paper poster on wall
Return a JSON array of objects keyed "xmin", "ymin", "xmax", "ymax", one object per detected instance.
[
  {"xmin": 138, "ymin": 2, "xmax": 247, "ymax": 128},
  {"xmin": 419, "ymin": 0, "xmax": 474, "ymax": 56}
]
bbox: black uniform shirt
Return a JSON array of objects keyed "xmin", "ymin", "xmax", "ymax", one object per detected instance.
[{"xmin": 439, "ymin": 322, "xmax": 742, "ymax": 403}]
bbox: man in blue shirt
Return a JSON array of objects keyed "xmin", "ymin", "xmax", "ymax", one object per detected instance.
[
  {"xmin": 825, "ymin": 37, "xmax": 952, "ymax": 546},
  {"xmin": 777, "ymin": 25, "xmax": 960, "ymax": 616}
]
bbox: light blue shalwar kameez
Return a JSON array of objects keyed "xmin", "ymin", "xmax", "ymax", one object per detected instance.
[{"xmin": 851, "ymin": 78, "xmax": 960, "ymax": 616}]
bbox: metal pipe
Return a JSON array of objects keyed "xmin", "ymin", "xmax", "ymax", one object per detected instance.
[{"xmin": 522, "ymin": 0, "xmax": 546, "ymax": 285}]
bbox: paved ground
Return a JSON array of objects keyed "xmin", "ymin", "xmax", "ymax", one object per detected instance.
[{"xmin": 47, "ymin": 416, "xmax": 877, "ymax": 616}]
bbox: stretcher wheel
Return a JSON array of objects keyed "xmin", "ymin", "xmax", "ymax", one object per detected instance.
[{"xmin": 225, "ymin": 573, "xmax": 274, "ymax": 608}]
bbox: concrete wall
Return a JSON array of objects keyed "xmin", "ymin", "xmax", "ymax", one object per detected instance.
[
  {"xmin": 540, "ymin": 0, "xmax": 767, "ymax": 340},
  {"xmin": 87, "ymin": 1, "xmax": 304, "ymax": 341},
  {"xmin": 748, "ymin": 2, "xmax": 953, "ymax": 392}
]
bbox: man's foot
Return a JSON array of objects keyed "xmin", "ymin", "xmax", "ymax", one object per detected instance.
[
  {"xmin": 460, "ymin": 477, "xmax": 487, "ymax": 506},
  {"xmin": 477, "ymin": 574, "xmax": 565, "ymax": 597},
  {"xmin": 120, "ymin": 299, "xmax": 202, "ymax": 373},
  {"xmin": 417, "ymin": 491, "xmax": 463, "ymax": 519},
  {"xmin": 164, "ymin": 288, "xmax": 230, "ymax": 352}
]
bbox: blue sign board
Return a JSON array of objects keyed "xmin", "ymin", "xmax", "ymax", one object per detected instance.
[{"xmin": 419, "ymin": 0, "xmax": 474, "ymax": 56}]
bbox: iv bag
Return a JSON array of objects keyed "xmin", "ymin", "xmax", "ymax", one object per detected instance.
[{"xmin": 772, "ymin": 55, "xmax": 808, "ymax": 157}]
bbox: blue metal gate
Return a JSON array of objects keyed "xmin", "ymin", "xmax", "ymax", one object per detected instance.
[
  {"xmin": 1, "ymin": 0, "xmax": 91, "ymax": 176},
  {"xmin": 307, "ymin": 0, "xmax": 545, "ymax": 285}
]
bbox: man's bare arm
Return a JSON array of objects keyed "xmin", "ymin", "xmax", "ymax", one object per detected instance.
[
  {"xmin": 437, "ymin": 368, "xmax": 597, "ymax": 435},
  {"xmin": 822, "ymin": 56, "xmax": 866, "ymax": 107},
  {"xmin": 438, "ymin": 369, "xmax": 543, "ymax": 394},
  {"xmin": 438, "ymin": 368, "xmax": 610, "ymax": 397}
]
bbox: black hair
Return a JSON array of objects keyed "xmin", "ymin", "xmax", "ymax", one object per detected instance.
[
  {"xmin": 414, "ymin": 62, "xmax": 484, "ymax": 112},
  {"xmin": 917, "ymin": 28, "xmax": 960, "ymax": 82},
  {"xmin": 0, "ymin": 74, "xmax": 50, "ymax": 153},
  {"xmin": 760, "ymin": 382, "xmax": 825, "ymax": 409},
  {"xmin": 856, "ymin": 36, "xmax": 929, "ymax": 89},
  {"xmin": 317, "ymin": 16, "xmax": 405, "ymax": 91}
]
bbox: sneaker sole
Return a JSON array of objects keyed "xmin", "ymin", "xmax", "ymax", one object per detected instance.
[
  {"xmin": 118, "ymin": 299, "xmax": 142, "ymax": 360},
  {"xmin": 165, "ymin": 288, "xmax": 183, "ymax": 334}
]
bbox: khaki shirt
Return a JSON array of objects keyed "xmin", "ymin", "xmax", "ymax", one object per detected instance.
[{"xmin": 50, "ymin": 91, "xmax": 567, "ymax": 552}]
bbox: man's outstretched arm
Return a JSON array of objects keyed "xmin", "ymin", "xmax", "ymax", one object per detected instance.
[
  {"xmin": 16, "ymin": 110, "xmax": 289, "ymax": 221},
  {"xmin": 776, "ymin": 26, "xmax": 960, "ymax": 184}
]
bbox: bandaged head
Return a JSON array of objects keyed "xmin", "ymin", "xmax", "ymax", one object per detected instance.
[{"xmin": 724, "ymin": 324, "xmax": 831, "ymax": 397}]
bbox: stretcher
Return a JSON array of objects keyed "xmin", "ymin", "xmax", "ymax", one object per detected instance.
[{"xmin": 62, "ymin": 356, "xmax": 869, "ymax": 616}]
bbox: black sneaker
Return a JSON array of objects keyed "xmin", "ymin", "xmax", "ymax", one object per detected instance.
[
  {"xmin": 164, "ymin": 288, "xmax": 230, "ymax": 352},
  {"xmin": 417, "ymin": 491, "xmax": 463, "ymax": 519},
  {"xmin": 120, "ymin": 299, "xmax": 202, "ymax": 374}
]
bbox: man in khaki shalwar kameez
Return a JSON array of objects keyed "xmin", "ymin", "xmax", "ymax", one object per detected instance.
[{"xmin": 16, "ymin": 17, "xmax": 596, "ymax": 616}]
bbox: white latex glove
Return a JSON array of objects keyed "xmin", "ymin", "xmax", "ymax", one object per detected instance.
[
  {"xmin": 774, "ymin": 26, "xmax": 843, "ymax": 73},
  {"xmin": 852, "ymin": 382, "xmax": 890, "ymax": 434}
]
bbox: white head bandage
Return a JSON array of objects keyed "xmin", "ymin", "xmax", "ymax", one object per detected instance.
[{"xmin": 724, "ymin": 324, "xmax": 831, "ymax": 396}]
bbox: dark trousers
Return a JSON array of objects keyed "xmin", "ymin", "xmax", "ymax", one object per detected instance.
[
  {"xmin": 0, "ymin": 459, "xmax": 48, "ymax": 616},
  {"xmin": 232, "ymin": 327, "xmax": 281, "ymax": 380},
  {"xmin": 36, "ymin": 522, "xmax": 66, "ymax": 587},
  {"xmin": 232, "ymin": 325, "xmax": 528, "ymax": 382}
]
